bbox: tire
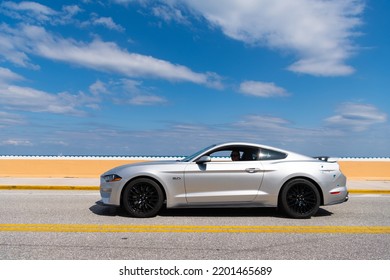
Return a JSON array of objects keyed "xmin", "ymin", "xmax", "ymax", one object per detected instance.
[
  {"xmin": 122, "ymin": 178, "xmax": 164, "ymax": 218},
  {"xmin": 279, "ymin": 179, "xmax": 320, "ymax": 219}
]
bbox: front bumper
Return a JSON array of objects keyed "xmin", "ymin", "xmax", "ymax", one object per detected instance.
[
  {"xmin": 99, "ymin": 177, "xmax": 123, "ymax": 206},
  {"xmin": 96, "ymin": 199, "xmax": 106, "ymax": 206}
]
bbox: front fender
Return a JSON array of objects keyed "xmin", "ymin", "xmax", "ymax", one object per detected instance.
[{"xmin": 119, "ymin": 169, "xmax": 187, "ymax": 208}]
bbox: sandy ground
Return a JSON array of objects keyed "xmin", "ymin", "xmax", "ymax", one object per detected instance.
[{"xmin": 0, "ymin": 158, "xmax": 389, "ymax": 179}]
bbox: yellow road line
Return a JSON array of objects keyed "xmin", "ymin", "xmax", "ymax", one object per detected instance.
[
  {"xmin": 348, "ymin": 189, "xmax": 390, "ymax": 194},
  {"xmin": 0, "ymin": 224, "xmax": 389, "ymax": 234}
]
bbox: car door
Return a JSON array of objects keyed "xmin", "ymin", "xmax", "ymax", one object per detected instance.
[{"xmin": 184, "ymin": 160, "xmax": 264, "ymax": 204}]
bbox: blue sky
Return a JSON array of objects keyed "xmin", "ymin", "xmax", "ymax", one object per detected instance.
[{"xmin": 0, "ymin": 0, "xmax": 389, "ymax": 157}]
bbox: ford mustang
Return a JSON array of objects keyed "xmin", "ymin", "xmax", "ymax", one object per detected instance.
[{"xmin": 98, "ymin": 142, "xmax": 348, "ymax": 218}]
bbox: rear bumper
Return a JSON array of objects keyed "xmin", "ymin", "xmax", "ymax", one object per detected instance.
[{"xmin": 325, "ymin": 186, "xmax": 349, "ymax": 205}]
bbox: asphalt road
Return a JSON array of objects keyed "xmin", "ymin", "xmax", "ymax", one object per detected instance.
[{"xmin": 0, "ymin": 190, "xmax": 389, "ymax": 260}]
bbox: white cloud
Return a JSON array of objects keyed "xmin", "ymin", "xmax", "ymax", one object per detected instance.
[
  {"xmin": 325, "ymin": 103, "xmax": 387, "ymax": 132},
  {"xmin": 90, "ymin": 15, "xmax": 125, "ymax": 32},
  {"xmin": 88, "ymin": 79, "xmax": 168, "ymax": 106},
  {"xmin": 1, "ymin": 2, "xmax": 122, "ymax": 32},
  {"xmin": 167, "ymin": 0, "xmax": 364, "ymax": 76},
  {"xmin": 62, "ymin": 5, "xmax": 82, "ymax": 18},
  {"xmin": 234, "ymin": 115, "xmax": 291, "ymax": 130},
  {"xmin": 239, "ymin": 81, "xmax": 288, "ymax": 97},
  {"xmin": 0, "ymin": 67, "xmax": 24, "ymax": 82},
  {"xmin": 1, "ymin": 1, "xmax": 57, "ymax": 22},
  {"xmin": 0, "ymin": 1, "xmax": 85, "ymax": 25},
  {"xmin": 152, "ymin": 4, "xmax": 190, "ymax": 25},
  {"xmin": 0, "ymin": 111, "xmax": 25, "ymax": 127},
  {"xmin": 127, "ymin": 94, "xmax": 167, "ymax": 106},
  {"xmin": 0, "ymin": 23, "xmax": 39, "ymax": 68},
  {"xmin": 108, "ymin": 79, "xmax": 168, "ymax": 106},
  {"xmin": 0, "ymin": 139, "xmax": 33, "ymax": 146},
  {"xmin": 89, "ymin": 80, "xmax": 109, "ymax": 95},
  {"xmin": 0, "ymin": 24, "xmax": 222, "ymax": 88},
  {"xmin": 2, "ymin": 1, "xmax": 56, "ymax": 14},
  {"xmin": 0, "ymin": 84, "xmax": 97, "ymax": 115}
]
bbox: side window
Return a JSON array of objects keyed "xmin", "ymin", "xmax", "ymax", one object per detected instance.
[
  {"xmin": 209, "ymin": 150, "xmax": 232, "ymax": 161},
  {"xmin": 241, "ymin": 148, "xmax": 260, "ymax": 161},
  {"xmin": 206, "ymin": 146, "xmax": 282, "ymax": 162},
  {"xmin": 207, "ymin": 147, "xmax": 256, "ymax": 161},
  {"xmin": 258, "ymin": 149, "xmax": 287, "ymax": 160}
]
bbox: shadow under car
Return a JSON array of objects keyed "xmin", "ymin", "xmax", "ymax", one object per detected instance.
[{"xmin": 90, "ymin": 202, "xmax": 333, "ymax": 218}]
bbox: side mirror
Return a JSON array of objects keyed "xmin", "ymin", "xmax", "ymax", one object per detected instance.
[{"xmin": 196, "ymin": 156, "xmax": 211, "ymax": 164}]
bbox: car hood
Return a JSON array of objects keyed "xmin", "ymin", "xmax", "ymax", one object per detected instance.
[{"xmin": 101, "ymin": 160, "xmax": 183, "ymax": 175}]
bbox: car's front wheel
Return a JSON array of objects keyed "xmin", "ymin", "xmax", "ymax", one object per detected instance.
[
  {"xmin": 279, "ymin": 179, "xmax": 320, "ymax": 219},
  {"xmin": 122, "ymin": 178, "xmax": 164, "ymax": 218}
]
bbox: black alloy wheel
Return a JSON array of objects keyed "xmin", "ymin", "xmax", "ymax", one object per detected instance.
[
  {"xmin": 280, "ymin": 179, "xmax": 320, "ymax": 219},
  {"xmin": 122, "ymin": 178, "xmax": 164, "ymax": 218}
]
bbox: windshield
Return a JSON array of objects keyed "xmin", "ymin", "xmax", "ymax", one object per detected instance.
[{"xmin": 180, "ymin": 144, "xmax": 216, "ymax": 162}]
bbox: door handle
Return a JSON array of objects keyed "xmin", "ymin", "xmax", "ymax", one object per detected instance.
[{"xmin": 245, "ymin": 168, "xmax": 260, "ymax": 173}]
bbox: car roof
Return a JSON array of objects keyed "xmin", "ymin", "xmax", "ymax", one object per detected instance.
[
  {"xmin": 213, "ymin": 142, "xmax": 289, "ymax": 152},
  {"xmin": 211, "ymin": 142, "xmax": 314, "ymax": 160}
]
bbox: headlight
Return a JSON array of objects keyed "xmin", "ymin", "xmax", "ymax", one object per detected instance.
[{"xmin": 103, "ymin": 174, "xmax": 122, "ymax": 182}]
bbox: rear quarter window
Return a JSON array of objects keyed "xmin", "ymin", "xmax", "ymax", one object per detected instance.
[{"xmin": 259, "ymin": 149, "xmax": 287, "ymax": 160}]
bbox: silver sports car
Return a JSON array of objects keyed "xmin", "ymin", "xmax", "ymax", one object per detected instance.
[{"xmin": 99, "ymin": 142, "xmax": 348, "ymax": 219}]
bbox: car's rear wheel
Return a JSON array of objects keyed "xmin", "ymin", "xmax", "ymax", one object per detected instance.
[
  {"xmin": 279, "ymin": 179, "xmax": 320, "ymax": 219},
  {"xmin": 122, "ymin": 178, "xmax": 164, "ymax": 218}
]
